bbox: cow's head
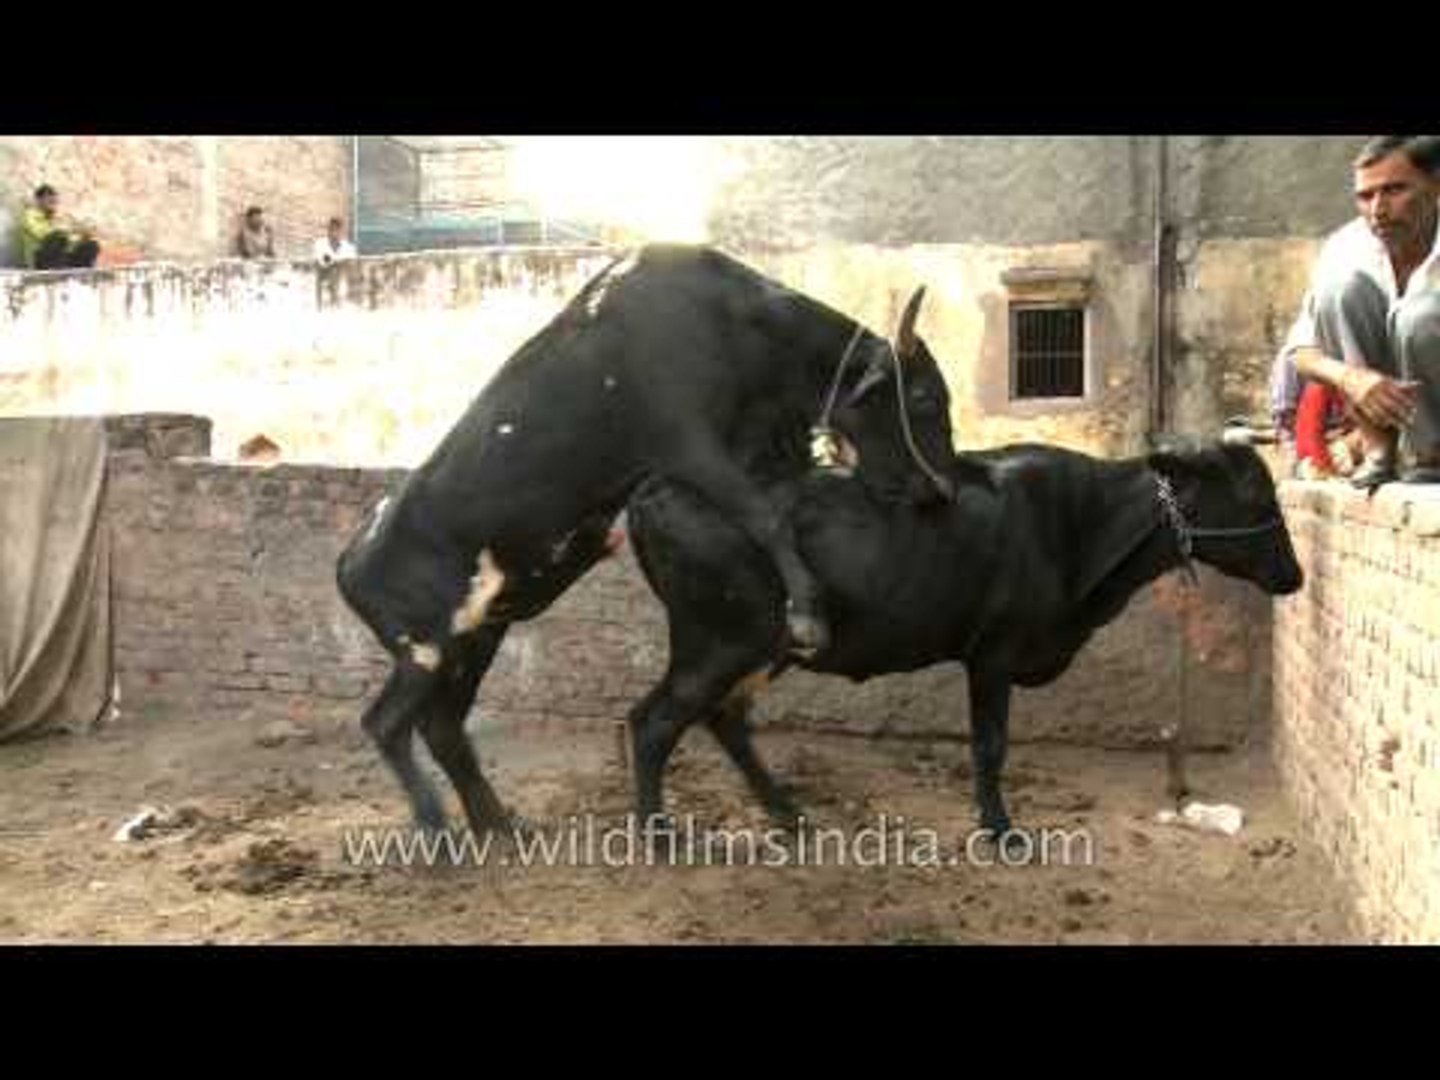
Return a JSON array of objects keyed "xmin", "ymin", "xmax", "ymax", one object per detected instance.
[
  {"xmin": 830, "ymin": 287, "xmax": 956, "ymax": 506},
  {"xmin": 1147, "ymin": 436, "xmax": 1303, "ymax": 596}
]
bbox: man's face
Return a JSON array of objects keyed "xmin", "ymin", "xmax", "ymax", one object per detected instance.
[
  {"xmin": 1354, "ymin": 151, "xmax": 1438, "ymax": 253},
  {"xmin": 328, "ymin": 221, "xmax": 343, "ymax": 243},
  {"xmin": 248, "ymin": 213, "xmax": 264, "ymax": 231},
  {"xmin": 38, "ymin": 192, "xmax": 58, "ymax": 217}
]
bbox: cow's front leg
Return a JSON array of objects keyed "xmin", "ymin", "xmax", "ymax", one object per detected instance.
[
  {"xmin": 966, "ymin": 668, "xmax": 1028, "ymax": 859},
  {"xmin": 666, "ymin": 453, "xmax": 828, "ymax": 657}
]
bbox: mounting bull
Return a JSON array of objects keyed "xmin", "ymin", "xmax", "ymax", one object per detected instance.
[
  {"xmin": 622, "ymin": 434, "xmax": 1303, "ymax": 845},
  {"xmin": 335, "ymin": 244, "xmax": 958, "ymax": 837}
]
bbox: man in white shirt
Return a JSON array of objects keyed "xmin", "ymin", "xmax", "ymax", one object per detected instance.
[
  {"xmin": 313, "ymin": 217, "xmax": 358, "ymax": 266},
  {"xmin": 1270, "ymin": 136, "xmax": 1440, "ymax": 487}
]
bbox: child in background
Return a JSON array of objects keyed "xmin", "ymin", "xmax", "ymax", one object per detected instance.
[{"xmin": 1294, "ymin": 380, "xmax": 1366, "ymax": 480}]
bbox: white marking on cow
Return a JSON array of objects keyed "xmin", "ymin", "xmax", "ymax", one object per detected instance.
[
  {"xmin": 584, "ymin": 255, "xmax": 640, "ymax": 317},
  {"xmin": 603, "ymin": 374, "xmax": 618, "ymax": 391},
  {"xmin": 364, "ymin": 496, "xmax": 391, "ymax": 543},
  {"xmin": 550, "ymin": 528, "xmax": 578, "ymax": 563},
  {"xmin": 410, "ymin": 642, "xmax": 442, "ymax": 671},
  {"xmin": 497, "ymin": 423, "xmax": 515, "ymax": 436},
  {"xmin": 451, "ymin": 548, "xmax": 507, "ymax": 634}
]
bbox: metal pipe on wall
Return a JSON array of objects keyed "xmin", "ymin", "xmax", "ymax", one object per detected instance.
[
  {"xmin": 351, "ymin": 136, "xmax": 361, "ymax": 250},
  {"xmin": 1151, "ymin": 134, "xmax": 1171, "ymax": 437}
]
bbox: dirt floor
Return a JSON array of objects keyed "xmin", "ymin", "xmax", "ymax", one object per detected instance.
[{"xmin": 0, "ymin": 709, "xmax": 1363, "ymax": 944}]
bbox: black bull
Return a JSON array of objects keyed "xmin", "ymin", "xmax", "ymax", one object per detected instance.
[
  {"xmin": 336, "ymin": 244, "xmax": 958, "ymax": 836},
  {"xmin": 622, "ymin": 437, "xmax": 1304, "ymax": 840}
]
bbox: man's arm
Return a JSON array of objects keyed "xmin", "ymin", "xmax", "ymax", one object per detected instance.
[{"xmin": 1292, "ymin": 345, "xmax": 1417, "ymax": 430}]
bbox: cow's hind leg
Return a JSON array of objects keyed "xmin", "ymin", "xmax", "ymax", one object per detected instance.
[
  {"xmin": 706, "ymin": 694, "xmax": 802, "ymax": 828},
  {"xmin": 362, "ymin": 663, "xmax": 449, "ymax": 832},
  {"xmin": 629, "ymin": 656, "xmax": 757, "ymax": 825},
  {"xmin": 416, "ymin": 626, "xmax": 516, "ymax": 838}
]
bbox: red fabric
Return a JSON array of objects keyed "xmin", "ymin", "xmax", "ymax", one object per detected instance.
[{"xmin": 1295, "ymin": 382, "xmax": 1336, "ymax": 471}]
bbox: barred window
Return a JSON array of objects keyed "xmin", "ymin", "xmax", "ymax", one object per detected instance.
[{"xmin": 1010, "ymin": 304, "xmax": 1086, "ymax": 400}]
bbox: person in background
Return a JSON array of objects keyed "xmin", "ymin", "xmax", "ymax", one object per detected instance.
[
  {"xmin": 236, "ymin": 206, "xmax": 275, "ymax": 259},
  {"xmin": 1292, "ymin": 381, "xmax": 1365, "ymax": 480},
  {"xmin": 17, "ymin": 184, "xmax": 100, "ymax": 269},
  {"xmin": 312, "ymin": 216, "xmax": 357, "ymax": 265}
]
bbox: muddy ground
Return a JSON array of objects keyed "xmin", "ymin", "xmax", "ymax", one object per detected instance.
[{"xmin": 0, "ymin": 709, "xmax": 1362, "ymax": 944}]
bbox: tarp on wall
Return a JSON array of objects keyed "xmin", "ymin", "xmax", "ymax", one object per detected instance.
[{"xmin": 0, "ymin": 417, "xmax": 113, "ymax": 741}]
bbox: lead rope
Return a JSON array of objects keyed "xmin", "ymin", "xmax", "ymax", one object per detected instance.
[
  {"xmin": 1155, "ymin": 474, "xmax": 1201, "ymax": 587},
  {"xmin": 886, "ymin": 339, "xmax": 954, "ymax": 500},
  {"xmin": 811, "ymin": 323, "xmax": 867, "ymax": 469}
]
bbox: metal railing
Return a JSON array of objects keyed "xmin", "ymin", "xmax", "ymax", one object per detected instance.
[{"xmin": 355, "ymin": 136, "xmax": 605, "ymax": 254}]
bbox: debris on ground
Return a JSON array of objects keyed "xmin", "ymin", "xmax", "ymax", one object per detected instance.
[
  {"xmin": 1155, "ymin": 801, "xmax": 1244, "ymax": 836},
  {"xmin": 112, "ymin": 804, "xmax": 201, "ymax": 843}
]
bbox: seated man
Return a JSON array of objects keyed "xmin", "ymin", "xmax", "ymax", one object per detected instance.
[
  {"xmin": 312, "ymin": 216, "xmax": 357, "ymax": 266},
  {"xmin": 1271, "ymin": 136, "xmax": 1440, "ymax": 487},
  {"xmin": 236, "ymin": 206, "xmax": 275, "ymax": 259},
  {"xmin": 16, "ymin": 185, "xmax": 100, "ymax": 270}
]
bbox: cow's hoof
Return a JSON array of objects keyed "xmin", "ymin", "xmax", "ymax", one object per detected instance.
[
  {"xmin": 767, "ymin": 800, "xmax": 805, "ymax": 833},
  {"xmin": 786, "ymin": 612, "xmax": 830, "ymax": 658},
  {"xmin": 637, "ymin": 811, "xmax": 677, "ymax": 834},
  {"xmin": 985, "ymin": 827, "xmax": 1035, "ymax": 865}
]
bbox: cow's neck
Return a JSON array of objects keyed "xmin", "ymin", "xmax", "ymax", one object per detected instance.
[{"xmin": 1075, "ymin": 465, "xmax": 1187, "ymax": 626}]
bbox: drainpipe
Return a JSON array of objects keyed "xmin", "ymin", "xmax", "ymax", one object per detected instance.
[
  {"xmin": 1151, "ymin": 135, "xmax": 1177, "ymax": 439},
  {"xmin": 351, "ymin": 136, "xmax": 361, "ymax": 251}
]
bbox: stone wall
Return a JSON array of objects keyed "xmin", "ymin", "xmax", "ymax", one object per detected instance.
[
  {"xmin": 0, "ymin": 239, "xmax": 1316, "ymax": 466},
  {"xmin": 0, "ymin": 249, "xmax": 616, "ymax": 466}
]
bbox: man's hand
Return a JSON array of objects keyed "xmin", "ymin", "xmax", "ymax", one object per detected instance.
[{"xmin": 1339, "ymin": 367, "xmax": 1420, "ymax": 429}]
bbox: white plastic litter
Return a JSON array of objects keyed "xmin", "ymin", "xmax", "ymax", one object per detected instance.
[
  {"xmin": 112, "ymin": 807, "xmax": 163, "ymax": 843},
  {"xmin": 1155, "ymin": 801, "xmax": 1245, "ymax": 836},
  {"xmin": 111, "ymin": 804, "xmax": 194, "ymax": 843}
]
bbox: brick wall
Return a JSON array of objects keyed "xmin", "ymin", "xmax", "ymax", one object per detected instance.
[
  {"xmin": 103, "ymin": 416, "xmax": 1270, "ymax": 753},
  {"xmin": 1273, "ymin": 481, "xmax": 1440, "ymax": 943},
  {"xmin": 105, "ymin": 443, "xmax": 667, "ymax": 737},
  {"xmin": 0, "ymin": 136, "xmax": 350, "ymax": 265}
]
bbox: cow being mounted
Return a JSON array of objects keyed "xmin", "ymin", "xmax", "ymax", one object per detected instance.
[
  {"xmin": 622, "ymin": 434, "xmax": 1303, "ymax": 847},
  {"xmin": 336, "ymin": 244, "xmax": 958, "ymax": 838}
]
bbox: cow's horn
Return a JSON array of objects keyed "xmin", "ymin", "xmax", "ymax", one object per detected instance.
[
  {"xmin": 1221, "ymin": 425, "xmax": 1279, "ymax": 447},
  {"xmin": 895, "ymin": 286, "xmax": 926, "ymax": 360}
]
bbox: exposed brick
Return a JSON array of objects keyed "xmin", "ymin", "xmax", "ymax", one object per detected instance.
[
  {"xmin": 265, "ymin": 674, "xmax": 313, "ymax": 694},
  {"xmin": 314, "ymin": 676, "xmax": 369, "ymax": 699},
  {"xmin": 1274, "ymin": 479, "xmax": 1440, "ymax": 943}
]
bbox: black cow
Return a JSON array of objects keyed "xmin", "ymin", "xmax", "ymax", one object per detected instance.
[
  {"xmin": 622, "ymin": 436, "xmax": 1303, "ymax": 841},
  {"xmin": 335, "ymin": 244, "xmax": 958, "ymax": 837}
]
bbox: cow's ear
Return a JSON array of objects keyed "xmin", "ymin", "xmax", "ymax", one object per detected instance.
[{"xmin": 895, "ymin": 286, "xmax": 926, "ymax": 360}]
